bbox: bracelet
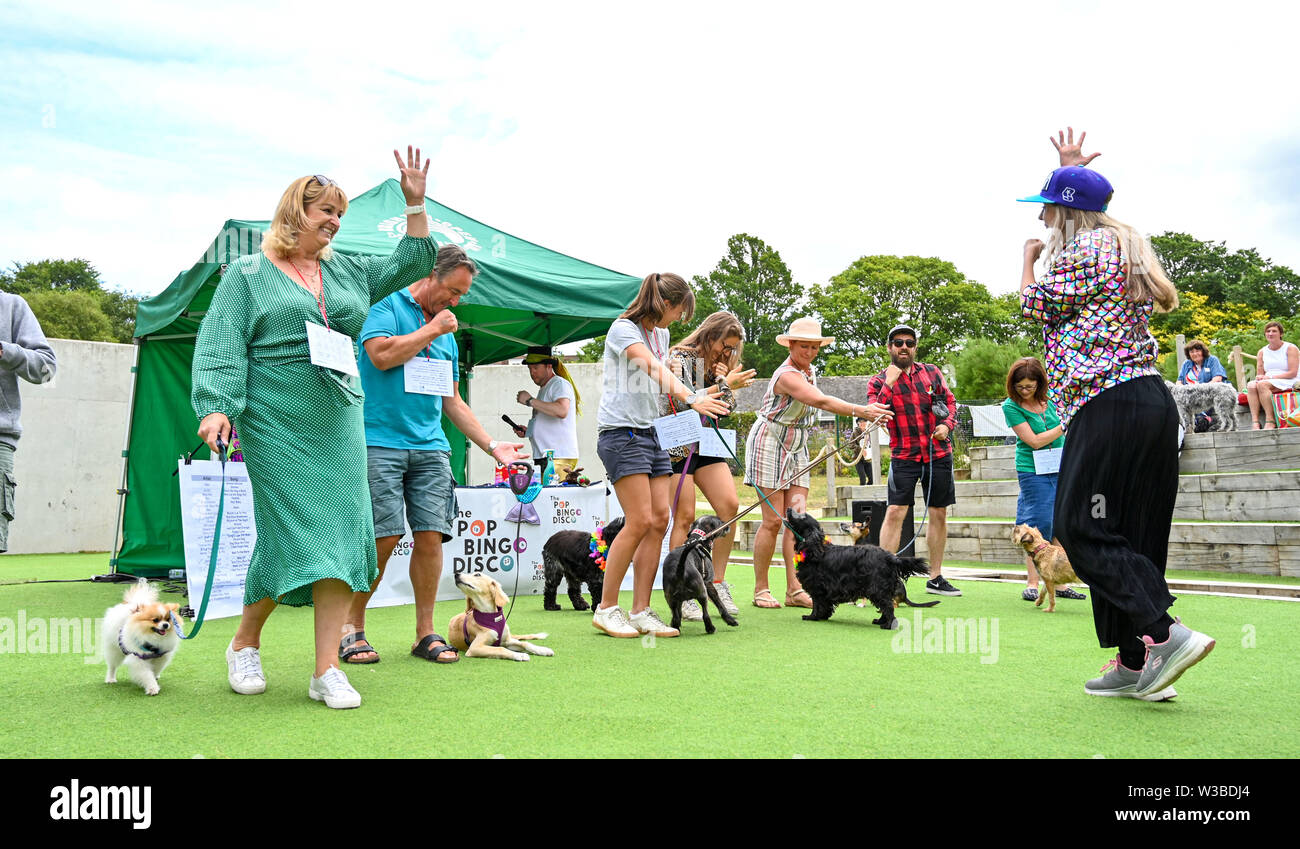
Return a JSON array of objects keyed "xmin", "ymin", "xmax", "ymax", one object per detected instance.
[{"xmin": 404, "ymin": 203, "xmax": 426, "ymax": 216}]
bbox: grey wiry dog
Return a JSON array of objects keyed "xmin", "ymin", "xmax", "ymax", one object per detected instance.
[{"xmin": 1166, "ymin": 380, "xmax": 1239, "ymax": 433}]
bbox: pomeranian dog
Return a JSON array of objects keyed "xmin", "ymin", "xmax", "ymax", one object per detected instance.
[{"xmin": 101, "ymin": 579, "xmax": 180, "ymax": 695}]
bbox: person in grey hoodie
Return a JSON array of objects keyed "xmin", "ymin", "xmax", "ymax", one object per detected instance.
[{"xmin": 0, "ymin": 292, "xmax": 58, "ymax": 552}]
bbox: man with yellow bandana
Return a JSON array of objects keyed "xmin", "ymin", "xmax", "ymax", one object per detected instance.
[{"xmin": 514, "ymin": 346, "xmax": 580, "ymax": 480}]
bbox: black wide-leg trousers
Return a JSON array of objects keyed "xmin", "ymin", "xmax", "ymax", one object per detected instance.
[{"xmin": 1054, "ymin": 376, "xmax": 1179, "ymax": 652}]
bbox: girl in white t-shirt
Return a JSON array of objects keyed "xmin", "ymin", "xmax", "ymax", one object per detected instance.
[{"xmin": 591, "ymin": 273, "xmax": 728, "ymax": 638}]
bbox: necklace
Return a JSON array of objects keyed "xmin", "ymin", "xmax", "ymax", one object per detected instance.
[{"xmin": 288, "ymin": 258, "xmax": 329, "ymax": 328}]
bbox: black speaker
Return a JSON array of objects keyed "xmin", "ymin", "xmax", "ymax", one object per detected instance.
[{"xmin": 849, "ymin": 499, "xmax": 913, "ymax": 548}]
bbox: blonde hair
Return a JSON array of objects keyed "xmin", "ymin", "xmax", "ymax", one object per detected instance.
[
  {"xmin": 672, "ymin": 311, "xmax": 745, "ymax": 379},
  {"xmin": 621, "ymin": 272, "xmax": 695, "ymax": 326},
  {"xmin": 262, "ymin": 176, "xmax": 349, "ymax": 261},
  {"xmin": 1044, "ymin": 206, "xmax": 1178, "ymax": 313}
]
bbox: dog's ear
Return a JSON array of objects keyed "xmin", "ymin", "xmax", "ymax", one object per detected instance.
[
  {"xmin": 491, "ymin": 581, "xmax": 508, "ymax": 609},
  {"xmin": 164, "ymin": 603, "xmax": 179, "ymax": 613}
]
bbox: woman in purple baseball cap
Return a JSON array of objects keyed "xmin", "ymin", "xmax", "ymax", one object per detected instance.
[{"xmin": 1018, "ymin": 128, "xmax": 1216, "ymax": 702}]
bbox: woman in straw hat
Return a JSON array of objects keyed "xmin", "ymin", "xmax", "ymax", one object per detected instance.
[{"xmin": 745, "ymin": 317, "xmax": 891, "ymax": 608}]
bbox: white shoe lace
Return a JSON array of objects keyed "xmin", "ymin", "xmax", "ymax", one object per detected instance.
[
  {"xmin": 599, "ymin": 605, "xmax": 633, "ymax": 629},
  {"xmin": 638, "ymin": 608, "xmax": 670, "ymax": 630},
  {"xmin": 316, "ymin": 667, "xmax": 354, "ymax": 695},
  {"xmin": 233, "ymin": 647, "xmax": 263, "ymax": 680}
]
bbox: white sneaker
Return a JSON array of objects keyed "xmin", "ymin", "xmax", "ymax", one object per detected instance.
[
  {"xmin": 309, "ymin": 666, "xmax": 361, "ymax": 709},
  {"xmin": 226, "ymin": 640, "xmax": 266, "ymax": 695},
  {"xmin": 592, "ymin": 604, "xmax": 639, "ymax": 638},
  {"xmin": 714, "ymin": 581, "xmax": 740, "ymax": 615},
  {"xmin": 629, "ymin": 607, "xmax": 680, "ymax": 638},
  {"xmin": 681, "ymin": 600, "xmax": 704, "ymax": 622}
]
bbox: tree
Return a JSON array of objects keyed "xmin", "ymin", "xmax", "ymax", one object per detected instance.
[
  {"xmin": 692, "ymin": 234, "xmax": 802, "ymax": 377},
  {"xmin": 951, "ymin": 337, "xmax": 1036, "ymax": 400},
  {"xmin": 0, "ymin": 258, "xmax": 139, "ymax": 342},
  {"xmin": 21, "ymin": 290, "xmax": 116, "ymax": 342},
  {"xmin": 574, "ymin": 335, "xmax": 606, "ymax": 363},
  {"xmin": 1150, "ymin": 232, "xmax": 1300, "ymax": 319},
  {"xmin": 807, "ymin": 255, "xmax": 1022, "ymax": 376}
]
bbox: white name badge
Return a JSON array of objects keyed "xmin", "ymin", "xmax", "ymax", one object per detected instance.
[
  {"xmin": 1033, "ymin": 446, "xmax": 1063, "ymax": 475},
  {"xmin": 698, "ymin": 427, "xmax": 736, "ymax": 458},
  {"xmin": 653, "ymin": 409, "xmax": 703, "ymax": 450},
  {"xmin": 404, "ymin": 357, "xmax": 454, "ymax": 396},
  {"xmin": 305, "ymin": 321, "xmax": 358, "ymax": 377}
]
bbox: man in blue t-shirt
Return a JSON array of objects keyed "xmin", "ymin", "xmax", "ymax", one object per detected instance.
[{"xmin": 340, "ymin": 244, "xmax": 523, "ymax": 665}]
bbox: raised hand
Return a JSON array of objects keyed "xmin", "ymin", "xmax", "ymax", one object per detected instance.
[
  {"xmin": 1024, "ymin": 239, "xmax": 1045, "ymax": 264},
  {"xmin": 393, "ymin": 145, "xmax": 431, "ymax": 204},
  {"xmin": 1050, "ymin": 127, "xmax": 1100, "ymax": 168}
]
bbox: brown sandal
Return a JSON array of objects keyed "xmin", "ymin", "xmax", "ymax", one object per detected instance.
[
  {"xmin": 753, "ymin": 589, "xmax": 781, "ymax": 609},
  {"xmin": 785, "ymin": 589, "xmax": 814, "ymax": 609}
]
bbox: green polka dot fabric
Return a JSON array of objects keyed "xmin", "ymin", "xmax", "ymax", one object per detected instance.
[{"xmin": 192, "ymin": 236, "xmax": 437, "ymax": 606}]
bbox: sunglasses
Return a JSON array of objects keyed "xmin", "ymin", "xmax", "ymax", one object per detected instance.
[
  {"xmin": 1015, "ymin": 383, "xmax": 1037, "ymax": 391},
  {"xmin": 891, "ymin": 339, "xmax": 916, "ymax": 348},
  {"xmin": 313, "ymin": 175, "xmax": 335, "ymax": 187}
]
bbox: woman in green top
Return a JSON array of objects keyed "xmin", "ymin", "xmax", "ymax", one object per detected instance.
[
  {"xmin": 193, "ymin": 147, "xmax": 437, "ymax": 709},
  {"xmin": 1001, "ymin": 358, "xmax": 1084, "ymax": 603}
]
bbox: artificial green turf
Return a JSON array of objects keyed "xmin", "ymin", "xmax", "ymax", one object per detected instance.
[{"xmin": 1, "ymin": 553, "xmax": 1295, "ymax": 758}]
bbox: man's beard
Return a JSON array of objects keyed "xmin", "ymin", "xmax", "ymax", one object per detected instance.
[{"xmin": 890, "ymin": 351, "xmax": 912, "ymax": 368}]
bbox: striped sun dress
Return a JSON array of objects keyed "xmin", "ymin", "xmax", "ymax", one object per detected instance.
[{"xmin": 745, "ymin": 360, "xmax": 817, "ymax": 490}]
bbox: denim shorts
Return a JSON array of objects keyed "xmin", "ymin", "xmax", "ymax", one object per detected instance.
[
  {"xmin": 367, "ymin": 446, "xmax": 457, "ymax": 541},
  {"xmin": 597, "ymin": 428, "xmax": 672, "ymax": 483},
  {"xmin": 1016, "ymin": 471, "xmax": 1058, "ymax": 541}
]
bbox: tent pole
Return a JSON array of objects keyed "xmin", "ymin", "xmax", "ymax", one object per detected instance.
[{"xmin": 107, "ymin": 338, "xmax": 143, "ymax": 574}]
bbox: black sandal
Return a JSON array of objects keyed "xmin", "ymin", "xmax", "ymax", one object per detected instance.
[
  {"xmin": 339, "ymin": 629, "xmax": 380, "ymax": 664},
  {"xmin": 411, "ymin": 633, "xmax": 459, "ymax": 664}
]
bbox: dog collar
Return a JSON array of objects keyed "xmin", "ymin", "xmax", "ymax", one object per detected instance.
[
  {"xmin": 1030, "ymin": 542, "xmax": 1051, "ymax": 555},
  {"xmin": 118, "ymin": 628, "xmax": 167, "ymax": 660}
]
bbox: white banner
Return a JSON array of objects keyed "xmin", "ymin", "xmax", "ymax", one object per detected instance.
[
  {"xmin": 177, "ymin": 460, "xmax": 257, "ymax": 623},
  {"xmin": 176, "ymin": 474, "xmax": 664, "ymax": 620},
  {"xmin": 370, "ymin": 484, "xmax": 612, "ymax": 608}
]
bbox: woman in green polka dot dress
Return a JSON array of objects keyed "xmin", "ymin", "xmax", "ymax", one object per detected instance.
[{"xmin": 193, "ymin": 148, "xmax": 437, "ymax": 709}]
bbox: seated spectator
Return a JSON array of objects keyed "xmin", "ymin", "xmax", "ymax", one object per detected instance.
[
  {"xmin": 1178, "ymin": 340, "xmax": 1227, "ymax": 385},
  {"xmin": 1247, "ymin": 321, "xmax": 1299, "ymax": 429}
]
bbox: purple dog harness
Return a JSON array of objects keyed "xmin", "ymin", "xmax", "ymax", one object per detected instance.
[{"xmin": 463, "ymin": 607, "xmax": 505, "ymax": 647}]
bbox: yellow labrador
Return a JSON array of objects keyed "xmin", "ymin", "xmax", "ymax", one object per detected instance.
[{"xmin": 448, "ymin": 573, "xmax": 554, "ymax": 662}]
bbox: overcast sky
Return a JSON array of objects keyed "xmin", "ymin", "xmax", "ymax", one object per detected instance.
[{"xmin": 3, "ymin": 0, "xmax": 1298, "ymax": 308}]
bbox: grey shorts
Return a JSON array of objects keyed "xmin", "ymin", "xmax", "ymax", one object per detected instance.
[
  {"xmin": 597, "ymin": 428, "xmax": 672, "ymax": 483},
  {"xmin": 366, "ymin": 446, "xmax": 457, "ymax": 541},
  {"xmin": 0, "ymin": 445, "xmax": 14, "ymax": 553}
]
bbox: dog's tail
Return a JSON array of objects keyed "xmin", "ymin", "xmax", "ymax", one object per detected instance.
[
  {"xmin": 122, "ymin": 577, "xmax": 158, "ymax": 607},
  {"xmin": 894, "ymin": 557, "xmax": 940, "ymax": 608}
]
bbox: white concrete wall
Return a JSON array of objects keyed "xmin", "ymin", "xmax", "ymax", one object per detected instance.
[
  {"xmin": 464, "ymin": 363, "xmax": 605, "ymax": 484},
  {"xmin": 3, "ymin": 353, "xmax": 603, "ymax": 555},
  {"xmin": 7, "ymin": 339, "xmax": 135, "ymax": 555}
]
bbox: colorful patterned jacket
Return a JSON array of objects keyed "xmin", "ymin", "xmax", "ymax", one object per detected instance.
[{"xmin": 1021, "ymin": 228, "xmax": 1160, "ymax": 428}]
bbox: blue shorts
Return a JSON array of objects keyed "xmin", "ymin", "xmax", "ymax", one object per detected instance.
[
  {"xmin": 367, "ymin": 446, "xmax": 457, "ymax": 541},
  {"xmin": 597, "ymin": 428, "xmax": 672, "ymax": 483},
  {"xmin": 1016, "ymin": 471, "xmax": 1058, "ymax": 541}
]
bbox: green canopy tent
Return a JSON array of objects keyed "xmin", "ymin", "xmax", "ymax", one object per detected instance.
[{"xmin": 111, "ymin": 179, "xmax": 638, "ymax": 577}]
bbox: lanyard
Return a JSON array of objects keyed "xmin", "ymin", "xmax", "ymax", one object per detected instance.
[
  {"xmin": 289, "ymin": 260, "xmax": 329, "ymax": 329},
  {"xmin": 641, "ymin": 324, "xmax": 664, "ymax": 361}
]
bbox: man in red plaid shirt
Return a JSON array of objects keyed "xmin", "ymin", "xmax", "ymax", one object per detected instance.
[{"xmin": 866, "ymin": 324, "xmax": 962, "ymax": 596}]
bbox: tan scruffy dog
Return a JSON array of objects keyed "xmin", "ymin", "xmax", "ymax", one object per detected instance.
[{"xmin": 1011, "ymin": 524, "xmax": 1083, "ymax": 613}]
